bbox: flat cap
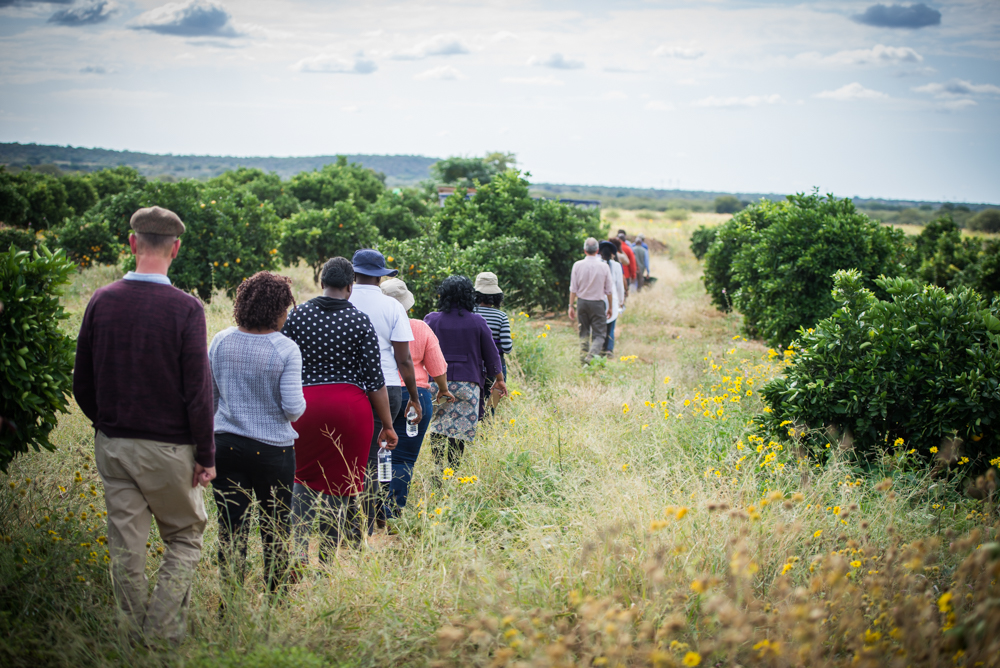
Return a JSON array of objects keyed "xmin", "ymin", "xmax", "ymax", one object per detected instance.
[{"xmin": 130, "ymin": 206, "xmax": 185, "ymax": 236}]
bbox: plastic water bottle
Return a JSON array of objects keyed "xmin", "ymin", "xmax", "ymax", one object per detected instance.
[
  {"xmin": 405, "ymin": 406, "xmax": 419, "ymax": 437},
  {"xmin": 377, "ymin": 441, "xmax": 392, "ymax": 483}
]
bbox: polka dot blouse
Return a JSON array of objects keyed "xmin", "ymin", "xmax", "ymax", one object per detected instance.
[{"xmin": 281, "ymin": 297, "xmax": 386, "ymax": 392}]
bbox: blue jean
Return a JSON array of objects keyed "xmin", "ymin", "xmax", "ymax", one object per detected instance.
[
  {"xmin": 387, "ymin": 387, "xmax": 434, "ymax": 517},
  {"xmin": 603, "ymin": 319, "xmax": 617, "ymax": 355}
]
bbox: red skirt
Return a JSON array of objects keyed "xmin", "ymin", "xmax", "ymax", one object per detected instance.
[{"xmin": 294, "ymin": 383, "xmax": 373, "ymax": 497}]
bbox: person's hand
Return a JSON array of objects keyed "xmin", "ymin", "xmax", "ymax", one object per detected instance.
[
  {"xmin": 437, "ymin": 388, "xmax": 456, "ymax": 403},
  {"xmin": 493, "ymin": 378, "xmax": 509, "ymax": 398},
  {"xmin": 379, "ymin": 427, "xmax": 399, "ymax": 450},
  {"xmin": 606, "ymin": 307, "xmax": 613, "ymax": 319},
  {"xmin": 193, "ymin": 464, "xmax": 216, "ymax": 488},
  {"xmin": 405, "ymin": 397, "xmax": 422, "ymax": 423},
  {"xmin": 568, "ymin": 306, "xmax": 575, "ymax": 321}
]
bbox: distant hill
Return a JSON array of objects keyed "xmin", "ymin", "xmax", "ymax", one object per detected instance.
[
  {"xmin": 2, "ymin": 142, "xmax": 994, "ymax": 210},
  {"xmin": 0, "ymin": 142, "xmax": 440, "ymax": 186}
]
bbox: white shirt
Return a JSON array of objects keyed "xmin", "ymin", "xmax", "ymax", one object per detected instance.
[
  {"xmin": 349, "ymin": 283, "xmax": 414, "ymax": 386},
  {"xmin": 602, "ymin": 260, "xmax": 625, "ymax": 323}
]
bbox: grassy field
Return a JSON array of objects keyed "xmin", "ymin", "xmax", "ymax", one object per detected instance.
[{"xmin": 1, "ymin": 212, "xmax": 998, "ymax": 667}]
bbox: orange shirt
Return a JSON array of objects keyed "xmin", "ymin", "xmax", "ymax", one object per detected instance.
[{"xmin": 402, "ymin": 319, "xmax": 447, "ymax": 389}]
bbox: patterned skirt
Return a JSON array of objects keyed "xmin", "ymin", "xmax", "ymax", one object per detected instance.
[{"xmin": 429, "ymin": 381, "xmax": 481, "ymax": 442}]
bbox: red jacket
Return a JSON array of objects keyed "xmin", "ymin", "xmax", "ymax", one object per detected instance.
[{"xmin": 619, "ymin": 243, "xmax": 637, "ymax": 280}]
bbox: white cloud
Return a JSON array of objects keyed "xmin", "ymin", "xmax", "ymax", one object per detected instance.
[
  {"xmin": 129, "ymin": 0, "xmax": 241, "ymax": 38},
  {"xmin": 528, "ymin": 53, "xmax": 583, "ymax": 70},
  {"xmin": 653, "ymin": 45, "xmax": 704, "ymax": 60},
  {"xmin": 824, "ymin": 44, "xmax": 922, "ymax": 66},
  {"xmin": 603, "ymin": 90, "xmax": 628, "ymax": 100},
  {"xmin": 937, "ymin": 99, "xmax": 977, "ymax": 111},
  {"xmin": 415, "ymin": 65, "xmax": 464, "ymax": 81},
  {"xmin": 913, "ymin": 79, "xmax": 1000, "ymax": 98},
  {"xmin": 48, "ymin": 0, "xmax": 118, "ymax": 27},
  {"xmin": 693, "ymin": 94, "xmax": 782, "ymax": 108},
  {"xmin": 501, "ymin": 76, "xmax": 564, "ymax": 86},
  {"xmin": 490, "ymin": 31, "xmax": 517, "ymax": 42},
  {"xmin": 644, "ymin": 100, "xmax": 674, "ymax": 111},
  {"xmin": 815, "ymin": 83, "xmax": 888, "ymax": 101},
  {"xmin": 294, "ymin": 53, "xmax": 377, "ymax": 75},
  {"xmin": 391, "ymin": 33, "xmax": 470, "ymax": 60}
]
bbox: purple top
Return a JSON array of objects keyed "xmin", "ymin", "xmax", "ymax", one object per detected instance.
[{"xmin": 424, "ymin": 309, "xmax": 502, "ymax": 390}]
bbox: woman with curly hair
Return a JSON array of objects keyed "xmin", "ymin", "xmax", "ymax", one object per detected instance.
[
  {"xmin": 424, "ymin": 275, "xmax": 506, "ymax": 470},
  {"xmin": 209, "ymin": 271, "xmax": 304, "ymax": 592}
]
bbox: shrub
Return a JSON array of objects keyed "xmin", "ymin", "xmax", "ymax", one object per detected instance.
[
  {"xmin": 381, "ymin": 231, "xmax": 472, "ymax": 318},
  {"xmin": 689, "ymin": 225, "xmax": 717, "ymax": 260},
  {"xmin": 664, "ymin": 208, "xmax": 690, "ymax": 222},
  {"xmin": 460, "ymin": 235, "xmax": 548, "ymax": 311},
  {"xmin": 701, "ymin": 203, "xmax": 774, "ymax": 311},
  {"xmin": 714, "ymin": 195, "xmax": 742, "ymax": 214},
  {"xmin": 727, "ymin": 192, "xmax": 904, "ymax": 346},
  {"xmin": 84, "ymin": 165, "xmax": 146, "ymax": 199},
  {"xmin": 365, "ymin": 187, "xmax": 434, "ymax": 240},
  {"xmin": 55, "ymin": 215, "xmax": 120, "ymax": 268},
  {"xmin": 280, "ymin": 201, "xmax": 380, "ymax": 283},
  {"xmin": 968, "ymin": 209, "xmax": 1000, "ymax": 234},
  {"xmin": 0, "ymin": 226, "xmax": 38, "ymax": 252},
  {"xmin": 206, "ymin": 167, "xmax": 301, "ymax": 219},
  {"xmin": 0, "ymin": 244, "xmax": 76, "ymax": 472},
  {"xmin": 914, "ymin": 217, "xmax": 982, "ymax": 291},
  {"xmin": 2, "ymin": 169, "xmax": 71, "ymax": 229},
  {"xmin": 287, "ymin": 156, "xmax": 384, "ymax": 212},
  {"xmin": 760, "ymin": 269, "xmax": 1000, "ymax": 468}
]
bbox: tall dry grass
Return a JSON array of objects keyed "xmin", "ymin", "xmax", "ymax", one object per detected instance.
[{"xmin": 1, "ymin": 217, "xmax": 997, "ymax": 667}]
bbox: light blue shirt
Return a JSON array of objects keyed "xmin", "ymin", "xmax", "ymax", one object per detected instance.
[{"xmin": 123, "ymin": 271, "xmax": 171, "ymax": 286}]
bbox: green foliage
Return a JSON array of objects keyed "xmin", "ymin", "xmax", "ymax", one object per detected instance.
[
  {"xmin": 287, "ymin": 156, "xmax": 384, "ymax": 212},
  {"xmin": 84, "ymin": 165, "xmax": 146, "ymax": 199},
  {"xmin": 381, "ymin": 232, "xmax": 471, "ymax": 318},
  {"xmin": 0, "ymin": 168, "xmax": 71, "ymax": 229},
  {"xmin": 460, "ymin": 235, "xmax": 548, "ymax": 311},
  {"xmin": 913, "ymin": 217, "xmax": 982, "ymax": 290},
  {"xmin": 431, "ymin": 151, "xmax": 516, "ymax": 187},
  {"xmin": 968, "ymin": 209, "xmax": 1000, "ymax": 234},
  {"xmin": 55, "ymin": 214, "xmax": 121, "ymax": 268},
  {"xmin": 0, "ymin": 227, "xmax": 39, "ymax": 252},
  {"xmin": 0, "ymin": 244, "xmax": 76, "ymax": 472},
  {"xmin": 280, "ymin": 202, "xmax": 380, "ymax": 283},
  {"xmin": 206, "ymin": 167, "xmax": 301, "ymax": 218},
  {"xmin": 760, "ymin": 270, "xmax": 1000, "ymax": 469},
  {"xmin": 714, "ymin": 195, "xmax": 743, "ymax": 214},
  {"xmin": 664, "ymin": 208, "xmax": 690, "ymax": 222},
  {"xmin": 59, "ymin": 175, "xmax": 98, "ymax": 217},
  {"xmin": 365, "ymin": 187, "xmax": 434, "ymax": 240},
  {"xmin": 704, "ymin": 192, "xmax": 905, "ymax": 346},
  {"xmin": 689, "ymin": 225, "xmax": 718, "ymax": 260}
]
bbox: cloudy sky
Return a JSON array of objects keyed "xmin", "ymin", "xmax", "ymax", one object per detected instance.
[{"xmin": 0, "ymin": 0, "xmax": 998, "ymax": 202}]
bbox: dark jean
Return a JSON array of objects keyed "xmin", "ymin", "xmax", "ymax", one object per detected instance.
[
  {"xmin": 603, "ymin": 319, "xmax": 617, "ymax": 355},
  {"xmin": 212, "ymin": 432, "xmax": 295, "ymax": 592},
  {"xmin": 290, "ymin": 483, "xmax": 361, "ymax": 559},
  {"xmin": 387, "ymin": 386, "xmax": 434, "ymax": 517},
  {"xmin": 361, "ymin": 385, "xmax": 402, "ymax": 534}
]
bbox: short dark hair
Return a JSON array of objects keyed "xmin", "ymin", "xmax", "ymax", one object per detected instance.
[
  {"xmin": 474, "ymin": 291, "xmax": 503, "ymax": 308},
  {"xmin": 616, "ymin": 229, "xmax": 627, "ymax": 237},
  {"xmin": 320, "ymin": 257, "xmax": 354, "ymax": 289},
  {"xmin": 437, "ymin": 275, "xmax": 476, "ymax": 314},
  {"xmin": 233, "ymin": 272, "xmax": 295, "ymax": 331},
  {"xmin": 134, "ymin": 232, "xmax": 177, "ymax": 256}
]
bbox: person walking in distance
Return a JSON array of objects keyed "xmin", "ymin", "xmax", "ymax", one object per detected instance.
[
  {"xmin": 599, "ymin": 240, "xmax": 626, "ymax": 357},
  {"xmin": 568, "ymin": 237, "xmax": 613, "ymax": 364},
  {"xmin": 616, "ymin": 230, "xmax": 637, "ymax": 295},
  {"xmin": 73, "ymin": 206, "xmax": 215, "ymax": 644},
  {"xmin": 348, "ymin": 249, "xmax": 421, "ymax": 535}
]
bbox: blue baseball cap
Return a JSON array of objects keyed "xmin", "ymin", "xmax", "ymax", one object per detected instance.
[{"xmin": 352, "ymin": 249, "xmax": 398, "ymax": 277}]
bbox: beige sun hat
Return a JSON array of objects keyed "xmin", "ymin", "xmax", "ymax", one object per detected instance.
[
  {"xmin": 474, "ymin": 271, "xmax": 503, "ymax": 295},
  {"xmin": 380, "ymin": 277, "xmax": 415, "ymax": 311}
]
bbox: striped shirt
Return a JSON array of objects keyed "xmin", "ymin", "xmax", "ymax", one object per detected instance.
[{"xmin": 474, "ymin": 306, "xmax": 513, "ymax": 354}]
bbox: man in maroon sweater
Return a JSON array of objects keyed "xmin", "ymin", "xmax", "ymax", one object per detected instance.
[{"xmin": 74, "ymin": 206, "xmax": 215, "ymax": 644}]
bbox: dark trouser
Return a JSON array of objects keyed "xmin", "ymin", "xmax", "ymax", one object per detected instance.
[
  {"xmin": 431, "ymin": 435, "xmax": 466, "ymax": 472},
  {"xmin": 577, "ymin": 298, "xmax": 608, "ymax": 363},
  {"xmin": 387, "ymin": 387, "xmax": 434, "ymax": 517},
  {"xmin": 212, "ymin": 432, "xmax": 295, "ymax": 592},
  {"xmin": 635, "ymin": 271, "xmax": 645, "ymax": 292},
  {"xmin": 603, "ymin": 319, "xmax": 617, "ymax": 356},
  {"xmin": 362, "ymin": 385, "xmax": 403, "ymax": 535},
  {"xmin": 290, "ymin": 483, "xmax": 361, "ymax": 559}
]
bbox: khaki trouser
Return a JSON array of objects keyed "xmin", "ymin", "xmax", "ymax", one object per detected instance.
[
  {"xmin": 94, "ymin": 431, "xmax": 207, "ymax": 643},
  {"xmin": 577, "ymin": 298, "xmax": 608, "ymax": 364}
]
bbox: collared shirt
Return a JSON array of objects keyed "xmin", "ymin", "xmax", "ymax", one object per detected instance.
[
  {"xmin": 349, "ymin": 283, "xmax": 414, "ymax": 387},
  {"xmin": 569, "ymin": 255, "xmax": 613, "ymax": 302},
  {"xmin": 123, "ymin": 271, "xmax": 171, "ymax": 285}
]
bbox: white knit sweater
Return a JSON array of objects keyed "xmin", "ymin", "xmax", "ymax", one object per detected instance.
[{"xmin": 209, "ymin": 328, "xmax": 306, "ymax": 447}]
